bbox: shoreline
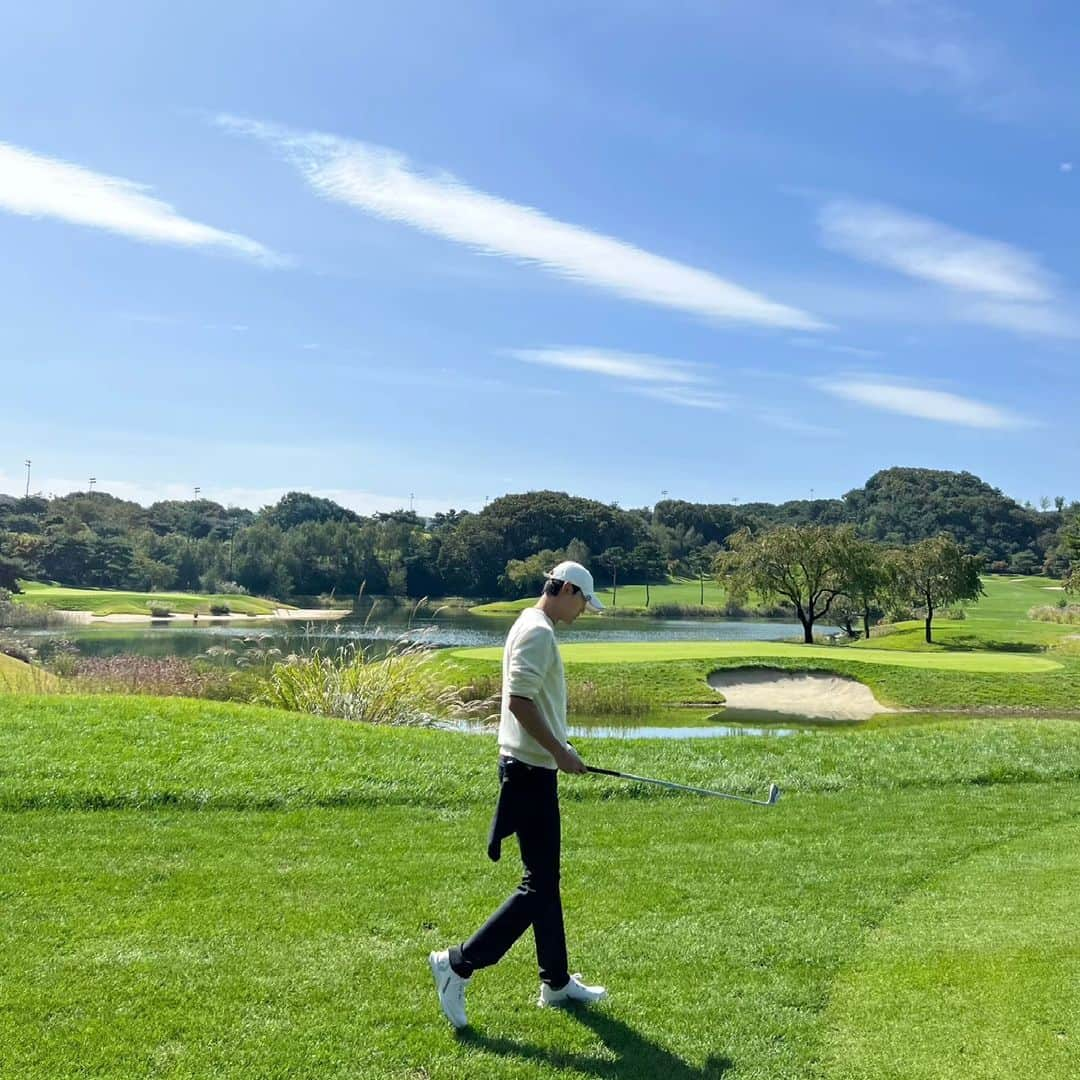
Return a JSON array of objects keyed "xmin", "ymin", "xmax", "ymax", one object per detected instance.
[{"xmin": 56, "ymin": 608, "xmax": 353, "ymax": 625}]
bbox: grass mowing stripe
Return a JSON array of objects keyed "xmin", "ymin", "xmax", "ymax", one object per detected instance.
[{"xmin": 820, "ymin": 818, "xmax": 1080, "ymax": 1079}]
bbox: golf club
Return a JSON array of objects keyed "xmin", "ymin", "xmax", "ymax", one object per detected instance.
[{"xmin": 586, "ymin": 766, "xmax": 780, "ymax": 807}]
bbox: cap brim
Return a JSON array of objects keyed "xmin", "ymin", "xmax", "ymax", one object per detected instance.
[{"xmin": 585, "ymin": 596, "xmax": 604, "ymax": 613}]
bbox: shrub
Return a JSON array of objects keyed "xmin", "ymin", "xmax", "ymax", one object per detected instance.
[
  {"xmin": 568, "ymin": 679, "xmax": 653, "ymax": 716},
  {"xmin": 209, "ymin": 603, "xmax": 231, "ymax": 616},
  {"xmin": 257, "ymin": 637, "xmax": 489, "ymax": 726},
  {"xmin": 1028, "ymin": 604, "xmax": 1080, "ymax": 625},
  {"xmin": 0, "ymin": 591, "xmax": 66, "ymax": 629},
  {"xmin": 148, "ymin": 604, "xmax": 172, "ymax": 618}
]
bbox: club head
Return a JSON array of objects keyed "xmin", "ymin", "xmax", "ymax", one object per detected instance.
[{"xmin": 767, "ymin": 783, "xmax": 780, "ymax": 805}]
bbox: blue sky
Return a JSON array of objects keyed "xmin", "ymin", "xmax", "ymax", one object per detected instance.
[{"xmin": 2, "ymin": 1, "xmax": 1078, "ymax": 515}]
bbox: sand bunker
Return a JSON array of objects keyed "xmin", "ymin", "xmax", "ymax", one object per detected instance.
[
  {"xmin": 57, "ymin": 608, "xmax": 351, "ymax": 625},
  {"xmin": 707, "ymin": 668, "xmax": 893, "ymax": 721}
]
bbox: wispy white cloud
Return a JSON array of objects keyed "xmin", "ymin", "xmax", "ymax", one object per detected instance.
[
  {"xmin": 819, "ymin": 199, "xmax": 1053, "ymax": 302},
  {"xmin": 755, "ymin": 409, "xmax": 842, "ymax": 438},
  {"xmin": 509, "ymin": 346, "xmax": 734, "ymax": 412},
  {"xmin": 511, "ymin": 347, "xmax": 703, "ymax": 385},
  {"xmin": 815, "ymin": 375, "xmax": 1029, "ymax": 429},
  {"xmin": 0, "ymin": 141, "xmax": 283, "ymax": 265},
  {"xmin": 631, "ymin": 386, "xmax": 732, "ymax": 411},
  {"xmin": 218, "ymin": 115, "xmax": 826, "ymax": 331},
  {"xmin": 787, "ymin": 335, "xmax": 883, "ymax": 359},
  {"xmin": 817, "ymin": 198, "xmax": 1080, "ymax": 339},
  {"xmin": 958, "ymin": 301, "xmax": 1080, "ymax": 339}
]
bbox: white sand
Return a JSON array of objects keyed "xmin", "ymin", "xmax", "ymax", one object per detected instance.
[
  {"xmin": 707, "ymin": 668, "xmax": 893, "ymax": 721},
  {"xmin": 57, "ymin": 607, "xmax": 351, "ymax": 625}
]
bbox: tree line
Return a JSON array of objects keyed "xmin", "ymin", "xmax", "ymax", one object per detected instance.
[{"xmin": 1, "ymin": 468, "xmax": 1077, "ymax": 604}]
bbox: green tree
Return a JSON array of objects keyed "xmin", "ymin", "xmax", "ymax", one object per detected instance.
[
  {"xmin": 894, "ymin": 534, "xmax": 985, "ymax": 644},
  {"xmin": 839, "ymin": 538, "xmax": 891, "ymax": 642},
  {"xmin": 500, "ymin": 549, "xmax": 565, "ymax": 598},
  {"xmin": 599, "ymin": 546, "xmax": 627, "ymax": 607},
  {"xmin": 717, "ymin": 525, "xmax": 853, "ymax": 644}
]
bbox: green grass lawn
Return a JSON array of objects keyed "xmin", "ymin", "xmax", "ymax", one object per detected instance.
[
  {"xmin": 13, "ymin": 581, "xmax": 289, "ymax": 616},
  {"xmin": 2, "ymin": 694, "xmax": 1078, "ymax": 1079},
  {"xmin": 862, "ymin": 574, "xmax": 1076, "ymax": 652}
]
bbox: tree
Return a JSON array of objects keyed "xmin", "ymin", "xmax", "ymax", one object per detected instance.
[
  {"xmin": 717, "ymin": 525, "xmax": 853, "ymax": 644},
  {"xmin": 839, "ymin": 538, "xmax": 891, "ymax": 642},
  {"xmin": 894, "ymin": 534, "xmax": 984, "ymax": 644},
  {"xmin": 500, "ymin": 549, "xmax": 565, "ymax": 598},
  {"xmin": 630, "ymin": 541, "xmax": 666, "ymax": 607},
  {"xmin": 598, "ymin": 546, "xmax": 626, "ymax": 607},
  {"xmin": 687, "ymin": 550, "xmax": 712, "ymax": 606}
]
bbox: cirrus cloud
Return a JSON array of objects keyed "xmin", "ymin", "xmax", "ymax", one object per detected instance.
[
  {"xmin": 0, "ymin": 140, "xmax": 282, "ymax": 265},
  {"xmin": 218, "ymin": 115, "xmax": 826, "ymax": 332},
  {"xmin": 815, "ymin": 375, "xmax": 1029, "ymax": 429}
]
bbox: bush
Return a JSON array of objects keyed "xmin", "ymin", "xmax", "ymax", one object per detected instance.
[
  {"xmin": 0, "ymin": 590, "xmax": 66, "ymax": 629},
  {"xmin": 1028, "ymin": 604, "xmax": 1080, "ymax": 624},
  {"xmin": 147, "ymin": 604, "xmax": 172, "ymax": 618},
  {"xmin": 257, "ymin": 637, "xmax": 488, "ymax": 726},
  {"xmin": 209, "ymin": 603, "xmax": 231, "ymax": 616}
]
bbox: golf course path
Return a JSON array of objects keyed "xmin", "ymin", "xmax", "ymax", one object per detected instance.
[{"xmin": 707, "ymin": 667, "xmax": 893, "ymax": 720}]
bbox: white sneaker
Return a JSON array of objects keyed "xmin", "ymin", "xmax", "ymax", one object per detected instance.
[
  {"xmin": 538, "ymin": 972, "xmax": 607, "ymax": 1008},
  {"xmin": 428, "ymin": 949, "xmax": 469, "ymax": 1029}
]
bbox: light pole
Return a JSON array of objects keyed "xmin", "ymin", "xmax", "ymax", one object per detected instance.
[
  {"xmin": 194, "ymin": 486, "xmax": 201, "ymax": 499},
  {"xmin": 24, "ymin": 459, "xmax": 31, "ymax": 498},
  {"xmin": 88, "ymin": 476, "xmax": 96, "ymax": 495},
  {"xmin": 409, "ymin": 492, "xmax": 415, "ymax": 513}
]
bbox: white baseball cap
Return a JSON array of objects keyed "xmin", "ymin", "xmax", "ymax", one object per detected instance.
[{"xmin": 546, "ymin": 560, "xmax": 604, "ymax": 612}]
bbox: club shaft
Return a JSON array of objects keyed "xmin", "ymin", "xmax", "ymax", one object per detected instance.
[{"xmin": 586, "ymin": 766, "xmax": 777, "ymax": 805}]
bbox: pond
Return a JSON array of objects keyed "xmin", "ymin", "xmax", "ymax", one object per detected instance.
[
  {"xmin": 22, "ymin": 609, "xmax": 836, "ymax": 660},
  {"xmin": 20, "ymin": 609, "xmax": 845, "ymax": 739}
]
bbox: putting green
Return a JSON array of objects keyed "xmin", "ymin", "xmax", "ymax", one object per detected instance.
[
  {"xmin": 820, "ymin": 819, "xmax": 1080, "ymax": 1078},
  {"xmin": 452, "ymin": 640, "xmax": 1062, "ymax": 673}
]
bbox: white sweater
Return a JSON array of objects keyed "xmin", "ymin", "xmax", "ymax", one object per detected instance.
[{"xmin": 497, "ymin": 607, "xmax": 567, "ymax": 769}]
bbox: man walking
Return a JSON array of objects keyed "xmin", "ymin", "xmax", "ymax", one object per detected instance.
[{"xmin": 429, "ymin": 561, "xmax": 609, "ymax": 1029}]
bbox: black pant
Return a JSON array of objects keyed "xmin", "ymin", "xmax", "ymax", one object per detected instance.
[{"xmin": 450, "ymin": 756, "xmax": 569, "ymax": 988}]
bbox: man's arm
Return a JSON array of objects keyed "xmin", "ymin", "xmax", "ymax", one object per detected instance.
[{"xmin": 508, "ymin": 695, "xmax": 586, "ymax": 773}]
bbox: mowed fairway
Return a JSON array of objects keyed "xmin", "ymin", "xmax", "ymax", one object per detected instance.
[
  {"xmin": 454, "ymin": 640, "xmax": 1061, "ymax": 673},
  {"xmin": 13, "ymin": 582, "xmax": 286, "ymax": 616},
  {"xmin": 2, "ymin": 695, "xmax": 1079, "ymax": 1079}
]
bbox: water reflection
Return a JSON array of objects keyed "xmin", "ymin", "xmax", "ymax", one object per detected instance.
[{"xmin": 25, "ymin": 610, "xmax": 837, "ymax": 661}]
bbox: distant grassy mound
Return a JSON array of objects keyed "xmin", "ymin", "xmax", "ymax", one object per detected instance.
[
  {"xmin": 14, "ymin": 582, "xmax": 287, "ymax": 616},
  {"xmin": 0, "ymin": 653, "xmax": 58, "ymax": 692}
]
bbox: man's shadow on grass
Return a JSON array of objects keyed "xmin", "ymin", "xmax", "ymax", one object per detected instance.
[{"xmin": 459, "ymin": 1002, "xmax": 733, "ymax": 1079}]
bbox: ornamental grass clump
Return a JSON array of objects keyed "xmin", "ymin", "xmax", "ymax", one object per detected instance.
[
  {"xmin": 64, "ymin": 655, "xmax": 232, "ymax": 698},
  {"xmin": 258, "ymin": 637, "xmax": 491, "ymax": 726},
  {"xmin": 1029, "ymin": 603, "xmax": 1080, "ymax": 624}
]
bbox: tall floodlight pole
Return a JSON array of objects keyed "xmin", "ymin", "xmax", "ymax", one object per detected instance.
[
  {"xmin": 88, "ymin": 477, "xmax": 96, "ymax": 495},
  {"xmin": 24, "ymin": 459, "xmax": 31, "ymax": 498},
  {"xmin": 194, "ymin": 486, "xmax": 201, "ymax": 499}
]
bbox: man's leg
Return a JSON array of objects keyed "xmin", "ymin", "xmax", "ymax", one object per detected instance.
[{"xmin": 451, "ymin": 764, "xmax": 568, "ymax": 987}]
